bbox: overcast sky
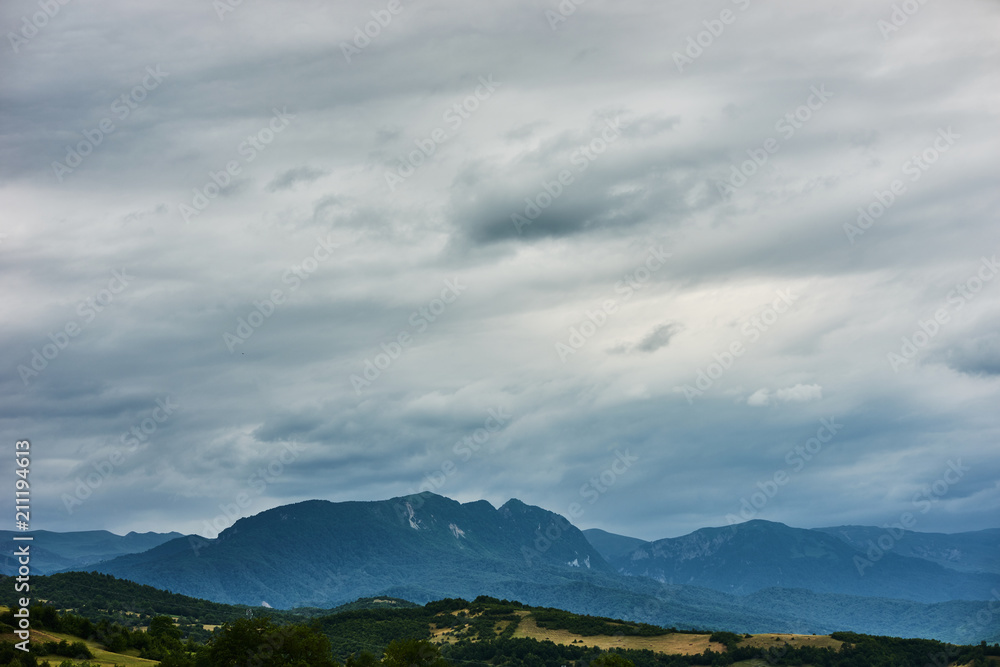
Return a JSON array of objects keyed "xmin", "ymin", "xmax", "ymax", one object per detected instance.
[{"xmin": 2, "ymin": 0, "xmax": 999, "ymax": 541}]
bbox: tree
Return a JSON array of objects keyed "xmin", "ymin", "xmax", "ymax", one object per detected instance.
[
  {"xmin": 345, "ymin": 652, "xmax": 379, "ymax": 667},
  {"xmin": 201, "ymin": 616, "xmax": 339, "ymax": 667},
  {"xmin": 158, "ymin": 652, "xmax": 197, "ymax": 667},
  {"xmin": 381, "ymin": 639, "xmax": 451, "ymax": 667},
  {"xmin": 34, "ymin": 605, "xmax": 61, "ymax": 630},
  {"xmin": 149, "ymin": 615, "xmax": 183, "ymax": 640},
  {"xmin": 589, "ymin": 653, "xmax": 634, "ymax": 667},
  {"xmin": 106, "ymin": 631, "xmax": 129, "ymax": 653}
]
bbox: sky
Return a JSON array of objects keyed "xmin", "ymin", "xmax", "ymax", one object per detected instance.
[{"xmin": 2, "ymin": 0, "xmax": 999, "ymax": 542}]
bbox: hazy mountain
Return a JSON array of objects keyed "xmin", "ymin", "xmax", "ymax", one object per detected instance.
[
  {"xmin": 4, "ymin": 570, "xmax": 997, "ymax": 646},
  {"xmin": 0, "ymin": 529, "xmax": 184, "ymax": 575},
  {"xmin": 60, "ymin": 496, "xmax": 1000, "ymax": 643},
  {"xmin": 26, "ymin": 565, "xmax": 995, "ymax": 645},
  {"xmin": 87, "ymin": 493, "xmax": 611, "ymax": 608},
  {"xmin": 609, "ymin": 520, "xmax": 1000, "ymax": 603},
  {"xmin": 814, "ymin": 525, "xmax": 1000, "ymax": 575},
  {"xmin": 582, "ymin": 528, "xmax": 648, "ymax": 563}
]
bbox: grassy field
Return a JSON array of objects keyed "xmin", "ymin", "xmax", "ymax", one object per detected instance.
[
  {"xmin": 425, "ymin": 609, "xmax": 848, "ymax": 659},
  {"xmin": 1, "ymin": 627, "xmax": 160, "ymax": 667},
  {"xmin": 738, "ymin": 632, "xmax": 843, "ymax": 651},
  {"xmin": 3, "ymin": 602, "xmax": 987, "ymax": 666},
  {"xmin": 511, "ymin": 613, "xmax": 726, "ymax": 655},
  {"xmin": 955, "ymin": 658, "xmax": 1000, "ymax": 666}
]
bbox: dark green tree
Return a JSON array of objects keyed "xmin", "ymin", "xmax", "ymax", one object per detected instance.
[
  {"xmin": 149, "ymin": 615, "xmax": 183, "ymax": 641},
  {"xmin": 345, "ymin": 651, "xmax": 380, "ymax": 667},
  {"xmin": 381, "ymin": 639, "xmax": 451, "ymax": 667},
  {"xmin": 589, "ymin": 653, "xmax": 634, "ymax": 667},
  {"xmin": 201, "ymin": 616, "xmax": 339, "ymax": 667}
]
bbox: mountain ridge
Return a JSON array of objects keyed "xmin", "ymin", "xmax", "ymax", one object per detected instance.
[
  {"xmin": 607, "ymin": 519, "xmax": 1000, "ymax": 603},
  {"xmin": 0, "ymin": 529, "xmax": 184, "ymax": 576},
  {"xmin": 41, "ymin": 493, "xmax": 1000, "ymax": 644}
]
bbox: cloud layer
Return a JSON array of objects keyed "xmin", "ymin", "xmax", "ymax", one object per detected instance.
[{"xmin": 2, "ymin": 0, "xmax": 999, "ymax": 541}]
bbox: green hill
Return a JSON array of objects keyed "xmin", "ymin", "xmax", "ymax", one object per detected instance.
[{"xmin": 3, "ymin": 579, "xmax": 999, "ymax": 667}]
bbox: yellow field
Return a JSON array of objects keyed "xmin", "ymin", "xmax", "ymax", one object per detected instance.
[
  {"xmin": 511, "ymin": 614, "xmax": 726, "ymax": 655},
  {"xmin": 425, "ymin": 609, "xmax": 850, "ymax": 659},
  {"xmin": 3, "ymin": 628, "xmax": 161, "ymax": 667},
  {"xmin": 739, "ymin": 633, "xmax": 843, "ymax": 651}
]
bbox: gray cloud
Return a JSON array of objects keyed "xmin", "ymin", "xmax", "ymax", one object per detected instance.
[
  {"xmin": 610, "ymin": 322, "xmax": 683, "ymax": 355},
  {"xmin": 266, "ymin": 166, "xmax": 329, "ymax": 192},
  {"xmin": 635, "ymin": 322, "xmax": 683, "ymax": 353},
  {"xmin": 933, "ymin": 330, "xmax": 1000, "ymax": 377},
  {"xmin": 1, "ymin": 0, "xmax": 999, "ymax": 542}
]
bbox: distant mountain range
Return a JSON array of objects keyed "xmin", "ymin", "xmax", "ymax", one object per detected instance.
[
  {"xmin": 813, "ymin": 525, "xmax": 1000, "ymax": 574},
  {"xmin": 597, "ymin": 520, "xmax": 1000, "ymax": 603},
  {"xmin": 21, "ymin": 493, "xmax": 1000, "ymax": 643},
  {"xmin": 582, "ymin": 528, "xmax": 648, "ymax": 563},
  {"xmin": 0, "ymin": 529, "xmax": 183, "ymax": 576}
]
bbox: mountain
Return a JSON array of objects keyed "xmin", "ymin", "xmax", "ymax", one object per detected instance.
[
  {"xmin": 815, "ymin": 525, "xmax": 1000, "ymax": 574},
  {"xmin": 608, "ymin": 520, "xmax": 1000, "ymax": 603},
  {"xmin": 582, "ymin": 528, "xmax": 648, "ymax": 563},
  {"xmin": 0, "ymin": 529, "xmax": 184, "ymax": 575},
  {"xmin": 86, "ymin": 494, "xmax": 612, "ymax": 608},
  {"xmin": 71, "ymin": 495, "xmax": 1000, "ymax": 643}
]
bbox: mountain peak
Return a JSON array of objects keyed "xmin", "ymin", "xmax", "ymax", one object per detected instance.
[
  {"xmin": 720, "ymin": 519, "xmax": 792, "ymax": 530},
  {"xmin": 87, "ymin": 493, "xmax": 613, "ymax": 608},
  {"xmin": 500, "ymin": 497, "xmax": 529, "ymax": 510}
]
